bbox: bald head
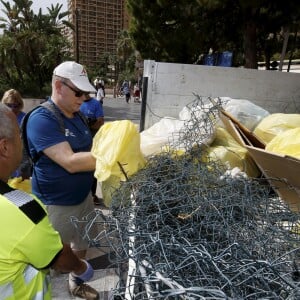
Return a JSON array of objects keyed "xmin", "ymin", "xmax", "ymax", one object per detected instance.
[{"xmin": 0, "ymin": 104, "xmax": 15, "ymax": 137}]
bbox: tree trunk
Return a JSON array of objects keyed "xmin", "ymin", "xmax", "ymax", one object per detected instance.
[
  {"xmin": 278, "ymin": 27, "xmax": 289, "ymax": 71},
  {"xmin": 264, "ymin": 47, "xmax": 271, "ymax": 70},
  {"xmin": 243, "ymin": 20, "xmax": 257, "ymax": 69}
]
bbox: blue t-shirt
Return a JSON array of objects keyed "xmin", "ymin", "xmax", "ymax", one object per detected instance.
[
  {"xmin": 122, "ymin": 82, "xmax": 130, "ymax": 94},
  {"xmin": 80, "ymin": 97, "xmax": 104, "ymax": 119},
  {"xmin": 17, "ymin": 111, "xmax": 26, "ymax": 126},
  {"xmin": 27, "ymin": 103, "xmax": 94, "ymax": 205}
]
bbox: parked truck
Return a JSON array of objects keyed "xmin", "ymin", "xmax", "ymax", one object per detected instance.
[{"xmin": 140, "ymin": 60, "xmax": 300, "ymax": 131}]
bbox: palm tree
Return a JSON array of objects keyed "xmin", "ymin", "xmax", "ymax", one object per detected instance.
[
  {"xmin": 116, "ymin": 29, "xmax": 135, "ymax": 71},
  {"xmin": 46, "ymin": 3, "xmax": 73, "ymax": 32},
  {"xmin": 0, "ymin": 0, "xmax": 72, "ymax": 95}
]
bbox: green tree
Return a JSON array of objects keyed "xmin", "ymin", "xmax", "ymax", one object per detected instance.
[
  {"xmin": 116, "ymin": 30, "xmax": 134, "ymax": 70},
  {"xmin": 127, "ymin": 0, "xmax": 204, "ymax": 64},
  {"xmin": 116, "ymin": 29, "xmax": 136, "ymax": 81},
  {"xmin": 0, "ymin": 0, "xmax": 73, "ymax": 96},
  {"xmin": 92, "ymin": 51, "xmax": 117, "ymax": 84},
  {"xmin": 89, "ymin": 31, "xmax": 137, "ymax": 86},
  {"xmin": 127, "ymin": 0, "xmax": 300, "ymax": 68}
]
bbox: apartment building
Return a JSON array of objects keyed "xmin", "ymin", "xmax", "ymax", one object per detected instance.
[{"xmin": 67, "ymin": 0, "xmax": 128, "ymax": 69}]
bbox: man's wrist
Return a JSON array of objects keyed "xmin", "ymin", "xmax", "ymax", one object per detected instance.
[{"xmin": 71, "ymin": 259, "xmax": 94, "ymax": 282}]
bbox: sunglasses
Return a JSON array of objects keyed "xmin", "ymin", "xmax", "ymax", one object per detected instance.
[
  {"xmin": 6, "ymin": 103, "xmax": 20, "ymax": 108},
  {"xmin": 61, "ymin": 81, "xmax": 86, "ymax": 97}
]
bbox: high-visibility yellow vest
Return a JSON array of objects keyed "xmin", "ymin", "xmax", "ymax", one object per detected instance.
[{"xmin": 0, "ymin": 183, "xmax": 63, "ymax": 300}]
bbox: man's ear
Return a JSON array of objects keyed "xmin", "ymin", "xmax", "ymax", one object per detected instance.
[
  {"xmin": 55, "ymin": 80, "xmax": 63, "ymax": 95},
  {"xmin": 0, "ymin": 138, "xmax": 9, "ymax": 158}
]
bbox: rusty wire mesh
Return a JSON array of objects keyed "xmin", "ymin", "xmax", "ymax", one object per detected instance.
[{"xmin": 71, "ymin": 96, "xmax": 300, "ymax": 299}]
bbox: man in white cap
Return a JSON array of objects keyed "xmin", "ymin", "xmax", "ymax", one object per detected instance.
[{"xmin": 25, "ymin": 61, "xmax": 99, "ymax": 299}]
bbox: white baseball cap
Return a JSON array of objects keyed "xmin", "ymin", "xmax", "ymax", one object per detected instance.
[{"xmin": 53, "ymin": 61, "xmax": 96, "ymax": 93}]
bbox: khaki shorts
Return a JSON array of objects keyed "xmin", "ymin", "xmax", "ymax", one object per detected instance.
[{"xmin": 46, "ymin": 193, "xmax": 94, "ymax": 251}]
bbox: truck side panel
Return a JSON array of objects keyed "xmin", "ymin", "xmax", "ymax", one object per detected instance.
[{"xmin": 142, "ymin": 60, "xmax": 300, "ymax": 130}]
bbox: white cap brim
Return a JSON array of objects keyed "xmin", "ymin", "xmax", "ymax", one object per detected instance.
[
  {"xmin": 53, "ymin": 61, "xmax": 96, "ymax": 93},
  {"xmin": 69, "ymin": 76, "xmax": 96, "ymax": 93}
]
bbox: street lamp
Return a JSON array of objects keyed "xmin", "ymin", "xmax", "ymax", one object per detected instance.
[{"xmin": 75, "ymin": 8, "xmax": 80, "ymax": 63}]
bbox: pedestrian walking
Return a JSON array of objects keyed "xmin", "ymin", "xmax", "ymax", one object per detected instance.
[
  {"xmin": 121, "ymin": 80, "xmax": 131, "ymax": 103},
  {"xmin": 96, "ymin": 82, "xmax": 105, "ymax": 104},
  {"xmin": 133, "ymin": 83, "xmax": 141, "ymax": 103}
]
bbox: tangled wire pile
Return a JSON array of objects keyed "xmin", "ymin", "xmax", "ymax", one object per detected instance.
[{"xmin": 72, "ymin": 96, "xmax": 300, "ymax": 299}]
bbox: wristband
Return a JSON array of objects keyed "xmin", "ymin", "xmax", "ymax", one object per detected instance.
[{"xmin": 72, "ymin": 259, "xmax": 94, "ymax": 282}]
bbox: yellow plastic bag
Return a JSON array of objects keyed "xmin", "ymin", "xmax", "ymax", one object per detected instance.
[
  {"xmin": 204, "ymin": 127, "xmax": 260, "ymax": 178},
  {"xmin": 266, "ymin": 128, "xmax": 300, "ymax": 159},
  {"xmin": 92, "ymin": 120, "xmax": 146, "ymax": 181},
  {"xmin": 92, "ymin": 120, "xmax": 146, "ymax": 206},
  {"xmin": 8, "ymin": 177, "xmax": 32, "ymax": 194},
  {"xmin": 254, "ymin": 113, "xmax": 300, "ymax": 144},
  {"xmin": 101, "ymin": 175, "xmax": 122, "ymax": 207}
]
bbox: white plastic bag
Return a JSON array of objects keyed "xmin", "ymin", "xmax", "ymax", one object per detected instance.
[
  {"xmin": 221, "ymin": 98, "xmax": 270, "ymax": 131},
  {"xmin": 140, "ymin": 117, "xmax": 185, "ymax": 156},
  {"xmin": 140, "ymin": 103, "xmax": 216, "ymax": 157}
]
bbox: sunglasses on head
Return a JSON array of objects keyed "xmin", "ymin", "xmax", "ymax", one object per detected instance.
[
  {"xmin": 6, "ymin": 103, "xmax": 20, "ymax": 108},
  {"xmin": 61, "ymin": 81, "xmax": 86, "ymax": 97}
]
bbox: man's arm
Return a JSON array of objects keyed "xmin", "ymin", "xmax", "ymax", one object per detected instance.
[
  {"xmin": 50, "ymin": 243, "xmax": 94, "ymax": 281},
  {"xmin": 51, "ymin": 243, "xmax": 87, "ymax": 275},
  {"xmin": 43, "ymin": 142, "xmax": 96, "ymax": 173}
]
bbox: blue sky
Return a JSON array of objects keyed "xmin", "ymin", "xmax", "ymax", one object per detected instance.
[
  {"xmin": 0, "ymin": 1, "xmax": 69, "ymax": 32},
  {"xmin": 0, "ymin": 0, "xmax": 68, "ymax": 15},
  {"xmin": 31, "ymin": 0, "xmax": 68, "ymax": 14}
]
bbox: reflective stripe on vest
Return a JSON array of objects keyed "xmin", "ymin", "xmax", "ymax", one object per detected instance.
[
  {"xmin": 0, "ymin": 282, "xmax": 13, "ymax": 299},
  {"xmin": 0, "ymin": 265, "xmax": 50, "ymax": 300},
  {"xmin": 4, "ymin": 190, "xmax": 46, "ymax": 224},
  {"xmin": 24, "ymin": 265, "xmax": 50, "ymax": 299},
  {"xmin": 44, "ymin": 273, "xmax": 51, "ymax": 295},
  {"xmin": 23, "ymin": 264, "xmax": 39, "ymax": 284},
  {"xmin": 31, "ymin": 274, "xmax": 51, "ymax": 300},
  {"xmin": 34, "ymin": 273, "xmax": 51, "ymax": 300},
  {"xmin": 4, "ymin": 189, "xmax": 33, "ymax": 207},
  {"xmin": 32, "ymin": 290, "xmax": 44, "ymax": 300}
]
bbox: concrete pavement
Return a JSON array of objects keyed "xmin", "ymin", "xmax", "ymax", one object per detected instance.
[
  {"xmin": 51, "ymin": 207, "xmax": 121, "ymax": 299},
  {"xmin": 101, "ymin": 94, "xmax": 142, "ymax": 126}
]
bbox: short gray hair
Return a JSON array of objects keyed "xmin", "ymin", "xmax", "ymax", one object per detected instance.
[{"xmin": 0, "ymin": 103, "xmax": 14, "ymax": 139}]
